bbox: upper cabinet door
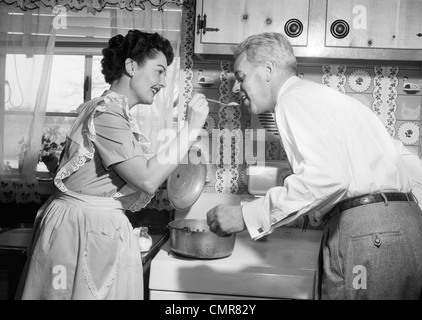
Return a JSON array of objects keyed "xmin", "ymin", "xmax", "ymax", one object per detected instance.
[
  {"xmin": 326, "ymin": 0, "xmax": 422, "ymax": 49},
  {"xmin": 195, "ymin": 0, "xmax": 310, "ymax": 55}
]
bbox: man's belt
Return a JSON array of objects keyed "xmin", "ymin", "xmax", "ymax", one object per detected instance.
[
  {"xmin": 322, "ymin": 192, "xmax": 414, "ymax": 224},
  {"xmin": 338, "ymin": 192, "xmax": 414, "ymax": 213}
]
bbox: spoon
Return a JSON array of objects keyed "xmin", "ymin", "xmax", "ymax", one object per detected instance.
[{"xmin": 206, "ymin": 98, "xmax": 240, "ymax": 107}]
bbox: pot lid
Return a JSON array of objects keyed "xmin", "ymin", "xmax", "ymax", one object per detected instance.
[{"xmin": 167, "ymin": 148, "xmax": 207, "ymax": 210}]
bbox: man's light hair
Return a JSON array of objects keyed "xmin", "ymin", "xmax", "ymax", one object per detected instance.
[{"xmin": 232, "ymin": 32, "xmax": 297, "ymax": 75}]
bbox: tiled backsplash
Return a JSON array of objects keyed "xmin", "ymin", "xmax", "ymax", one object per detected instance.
[{"xmin": 189, "ymin": 58, "xmax": 422, "ymax": 197}]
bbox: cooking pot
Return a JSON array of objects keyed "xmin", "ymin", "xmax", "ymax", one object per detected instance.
[{"xmin": 168, "ymin": 219, "xmax": 236, "ymax": 259}]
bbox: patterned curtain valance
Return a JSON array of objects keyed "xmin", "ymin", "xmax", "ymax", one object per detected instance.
[{"xmin": 0, "ymin": 0, "xmax": 187, "ymax": 12}]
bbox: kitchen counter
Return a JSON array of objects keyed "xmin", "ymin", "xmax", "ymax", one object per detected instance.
[
  {"xmin": 0, "ymin": 227, "xmax": 168, "ymax": 267},
  {"xmin": 149, "ymin": 227, "xmax": 323, "ymax": 300},
  {"xmin": 0, "ymin": 228, "xmax": 33, "ymax": 300},
  {"xmin": 0, "ymin": 228, "xmax": 33, "ymax": 256},
  {"xmin": 141, "ymin": 232, "xmax": 169, "ymax": 265}
]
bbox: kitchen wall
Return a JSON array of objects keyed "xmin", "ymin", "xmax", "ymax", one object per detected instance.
[
  {"xmin": 171, "ymin": 2, "xmax": 422, "ymax": 229},
  {"xmin": 183, "ymin": 58, "xmax": 422, "ymax": 229},
  {"xmin": 192, "ymin": 58, "xmax": 422, "ymax": 194}
]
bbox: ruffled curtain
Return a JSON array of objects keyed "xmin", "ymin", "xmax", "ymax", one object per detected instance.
[
  {"xmin": 0, "ymin": 0, "xmax": 185, "ymax": 204},
  {"xmin": 0, "ymin": 0, "xmax": 185, "ymax": 12},
  {"xmin": 0, "ymin": 2, "xmax": 56, "ymax": 203}
]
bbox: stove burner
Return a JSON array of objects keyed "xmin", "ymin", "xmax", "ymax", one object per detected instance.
[
  {"xmin": 167, "ymin": 250, "xmax": 231, "ymax": 260},
  {"xmin": 167, "ymin": 250, "xmax": 193, "ymax": 260}
]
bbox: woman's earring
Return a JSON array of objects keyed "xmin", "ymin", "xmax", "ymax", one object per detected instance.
[{"xmin": 131, "ymin": 71, "xmax": 135, "ymax": 77}]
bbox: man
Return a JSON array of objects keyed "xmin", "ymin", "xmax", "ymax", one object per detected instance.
[{"xmin": 206, "ymin": 32, "xmax": 422, "ymax": 300}]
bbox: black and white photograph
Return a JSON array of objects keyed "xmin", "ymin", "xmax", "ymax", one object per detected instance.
[{"xmin": 0, "ymin": 0, "xmax": 421, "ymax": 306}]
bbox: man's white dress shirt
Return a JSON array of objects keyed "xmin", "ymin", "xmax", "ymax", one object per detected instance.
[{"xmin": 242, "ymin": 76, "xmax": 420, "ymax": 240}]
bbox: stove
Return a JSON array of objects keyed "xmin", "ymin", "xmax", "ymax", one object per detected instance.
[
  {"xmin": 149, "ymin": 226, "xmax": 322, "ymax": 300},
  {"xmin": 149, "ymin": 192, "xmax": 322, "ymax": 299}
]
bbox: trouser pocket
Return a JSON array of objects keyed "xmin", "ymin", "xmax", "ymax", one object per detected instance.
[{"xmin": 344, "ymin": 230, "xmax": 417, "ymax": 299}]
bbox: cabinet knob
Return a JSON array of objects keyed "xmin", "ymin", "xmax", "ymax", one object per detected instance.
[
  {"xmin": 330, "ymin": 20, "xmax": 349, "ymax": 39},
  {"xmin": 284, "ymin": 19, "xmax": 303, "ymax": 38}
]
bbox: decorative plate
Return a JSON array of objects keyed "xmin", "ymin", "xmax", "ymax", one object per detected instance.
[
  {"xmin": 348, "ymin": 70, "xmax": 371, "ymax": 93},
  {"xmin": 397, "ymin": 122, "xmax": 420, "ymax": 145}
]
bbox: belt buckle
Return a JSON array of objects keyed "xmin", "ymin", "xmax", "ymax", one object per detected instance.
[{"xmin": 360, "ymin": 194, "xmax": 376, "ymax": 205}]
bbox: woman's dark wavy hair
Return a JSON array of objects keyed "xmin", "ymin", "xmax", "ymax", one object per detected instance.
[{"xmin": 101, "ymin": 30, "xmax": 174, "ymax": 84}]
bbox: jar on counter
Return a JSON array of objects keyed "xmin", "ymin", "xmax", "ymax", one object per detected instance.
[{"xmin": 133, "ymin": 226, "xmax": 153, "ymax": 252}]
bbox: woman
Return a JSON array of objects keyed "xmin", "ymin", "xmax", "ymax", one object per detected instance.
[{"xmin": 18, "ymin": 30, "xmax": 209, "ymax": 299}]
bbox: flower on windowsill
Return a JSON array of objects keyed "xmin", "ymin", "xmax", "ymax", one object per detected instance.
[
  {"xmin": 39, "ymin": 135, "xmax": 65, "ymax": 163},
  {"xmin": 17, "ymin": 135, "xmax": 65, "ymax": 173}
]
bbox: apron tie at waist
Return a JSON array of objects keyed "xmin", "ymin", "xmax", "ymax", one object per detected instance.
[{"xmin": 53, "ymin": 190, "xmax": 125, "ymax": 211}]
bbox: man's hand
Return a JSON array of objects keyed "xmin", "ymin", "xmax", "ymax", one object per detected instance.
[{"xmin": 206, "ymin": 205, "xmax": 246, "ymax": 236}]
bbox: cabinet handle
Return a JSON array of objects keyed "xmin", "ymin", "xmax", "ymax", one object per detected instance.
[
  {"xmin": 203, "ymin": 14, "xmax": 207, "ymax": 34},
  {"xmin": 196, "ymin": 14, "xmax": 202, "ymax": 35},
  {"xmin": 205, "ymin": 28, "xmax": 220, "ymax": 33},
  {"xmin": 196, "ymin": 14, "xmax": 220, "ymax": 35}
]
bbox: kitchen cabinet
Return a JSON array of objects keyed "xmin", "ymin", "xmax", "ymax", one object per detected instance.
[
  {"xmin": 326, "ymin": 0, "xmax": 422, "ymax": 50},
  {"xmin": 193, "ymin": 0, "xmax": 422, "ymax": 61},
  {"xmin": 194, "ymin": 0, "xmax": 310, "ymax": 55}
]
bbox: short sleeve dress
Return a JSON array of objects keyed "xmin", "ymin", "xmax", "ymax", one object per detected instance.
[
  {"xmin": 19, "ymin": 91, "xmax": 154, "ymax": 300},
  {"xmin": 55, "ymin": 90, "xmax": 156, "ymax": 211}
]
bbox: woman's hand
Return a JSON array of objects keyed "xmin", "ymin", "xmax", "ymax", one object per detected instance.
[
  {"xmin": 113, "ymin": 93, "xmax": 209, "ymax": 195},
  {"xmin": 185, "ymin": 93, "xmax": 209, "ymax": 130}
]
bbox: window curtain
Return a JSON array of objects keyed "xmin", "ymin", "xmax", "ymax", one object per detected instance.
[
  {"xmin": 115, "ymin": 5, "xmax": 182, "ymax": 153},
  {"xmin": 0, "ymin": 2, "xmax": 56, "ymax": 203},
  {"xmin": 0, "ymin": 0, "xmax": 185, "ymax": 204}
]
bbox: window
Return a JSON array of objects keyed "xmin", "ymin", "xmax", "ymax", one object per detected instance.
[
  {"xmin": 4, "ymin": 53, "xmax": 109, "ymax": 173},
  {"xmin": 1, "ymin": 4, "xmax": 183, "ymax": 177}
]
